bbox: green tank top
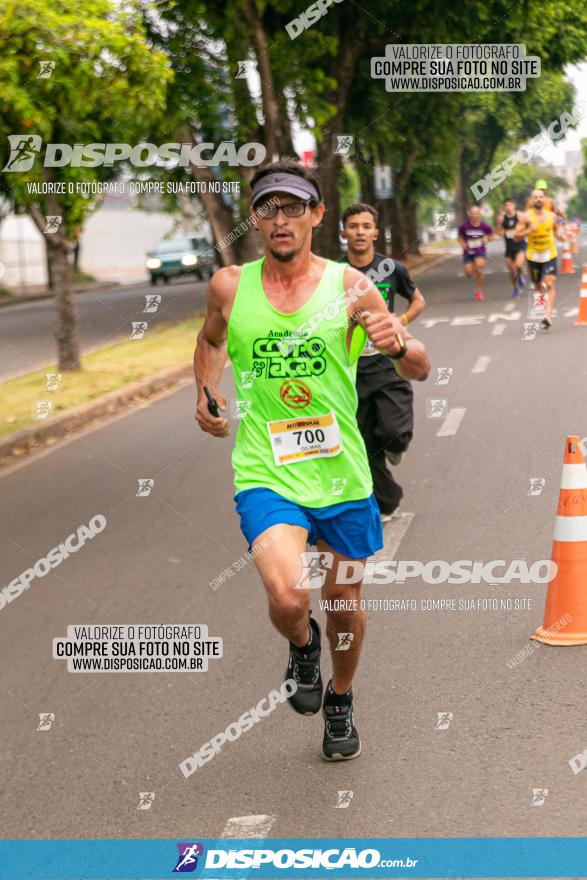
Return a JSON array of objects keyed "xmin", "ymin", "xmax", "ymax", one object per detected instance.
[{"xmin": 227, "ymin": 257, "xmax": 373, "ymax": 507}]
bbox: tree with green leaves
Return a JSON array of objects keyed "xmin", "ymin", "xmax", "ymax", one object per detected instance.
[
  {"xmin": 0, "ymin": 0, "xmax": 171, "ymax": 370},
  {"xmin": 483, "ymin": 160, "xmax": 566, "ymax": 217},
  {"xmin": 142, "ymin": 0, "xmax": 341, "ymax": 263},
  {"xmin": 454, "ymin": 71, "xmax": 577, "ymax": 221},
  {"xmin": 568, "ymin": 176, "xmax": 587, "ymax": 218},
  {"xmin": 337, "ymin": 0, "xmax": 587, "ymax": 253}
]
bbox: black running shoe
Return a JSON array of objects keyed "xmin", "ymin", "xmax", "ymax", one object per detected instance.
[
  {"xmin": 322, "ymin": 691, "xmax": 361, "ymax": 761},
  {"xmin": 285, "ymin": 617, "xmax": 322, "ymax": 715},
  {"xmin": 541, "ymin": 316, "xmax": 552, "ymax": 329}
]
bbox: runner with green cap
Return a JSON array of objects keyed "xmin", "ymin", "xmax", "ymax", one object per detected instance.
[
  {"xmin": 525, "ymin": 180, "xmax": 565, "ymax": 220},
  {"xmin": 194, "ymin": 158, "xmax": 430, "ymax": 761}
]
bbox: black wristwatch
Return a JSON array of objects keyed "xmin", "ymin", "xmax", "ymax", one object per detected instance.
[{"xmin": 389, "ymin": 332, "xmax": 408, "ymax": 360}]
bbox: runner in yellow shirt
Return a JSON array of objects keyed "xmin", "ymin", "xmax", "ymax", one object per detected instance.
[
  {"xmin": 515, "ymin": 189, "xmax": 566, "ymax": 329},
  {"xmin": 524, "ymin": 179, "xmax": 566, "ymax": 221}
]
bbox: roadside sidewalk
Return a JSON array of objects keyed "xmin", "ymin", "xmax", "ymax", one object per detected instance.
[
  {"xmin": 0, "ymin": 363, "xmax": 193, "ymax": 467},
  {"xmin": 403, "ymin": 249, "xmax": 453, "ymax": 278},
  {"xmin": 0, "ymin": 279, "xmax": 122, "ymax": 309},
  {"xmin": 0, "ymin": 317, "xmax": 202, "ymax": 468}
]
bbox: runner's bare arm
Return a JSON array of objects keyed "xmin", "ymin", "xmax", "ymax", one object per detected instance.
[
  {"xmin": 554, "ymin": 214, "xmax": 566, "ymax": 241},
  {"xmin": 513, "ymin": 212, "xmax": 532, "ymax": 241},
  {"xmin": 344, "ymin": 266, "xmax": 430, "ymax": 382},
  {"xmin": 194, "ymin": 266, "xmax": 240, "ymax": 437},
  {"xmin": 495, "ymin": 214, "xmax": 505, "ymax": 236},
  {"xmin": 401, "ymin": 287, "xmax": 425, "ymax": 325}
]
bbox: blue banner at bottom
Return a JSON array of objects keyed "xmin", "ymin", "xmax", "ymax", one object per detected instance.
[{"xmin": 1, "ymin": 837, "xmax": 587, "ymax": 879}]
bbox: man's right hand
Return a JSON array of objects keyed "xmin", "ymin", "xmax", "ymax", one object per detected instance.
[{"xmin": 195, "ymin": 390, "xmax": 230, "ymax": 437}]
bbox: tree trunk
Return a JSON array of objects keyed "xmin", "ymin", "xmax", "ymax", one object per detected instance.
[
  {"xmin": 179, "ymin": 126, "xmax": 261, "ymax": 265},
  {"xmin": 314, "ymin": 141, "xmax": 343, "ymax": 259},
  {"xmin": 455, "ymin": 142, "xmax": 470, "ymax": 223},
  {"xmin": 404, "ymin": 200, "xmax": 420, "ymax": 255},
  {"xmin": 45, "ymin": 246, "xmax": 55, "ymax": 289},
  {"xmin": 389, "ymin": 198, "xmax": 408, "ymax": 260},
  {"xmin": 356, "ymin": 150, "xmax": 375, "ymax": 204},
  {"xmin": 241, "ymin": 0, "xmax": 290, "ymax": 158},
  {"xmin": 189, "ymin": 164, "xmax": 238, "ymax": 264},
  {"xmin": 374, "ymin": 199, "xmax": 391, "ymax": 256},
  {"xmin": 314, "ymin": 34, "xmax": 365, "ymax": 259},
  {"xmin": 50, "ymin": 240, "xmax": 80, "ymax": 370},
  {"xmin": 390, "ymin": 146, "xmax": 421, "ymax": 256},
  {"xmin": 29, "ymin": 198, "xmax": 81, "ymax": 371}
]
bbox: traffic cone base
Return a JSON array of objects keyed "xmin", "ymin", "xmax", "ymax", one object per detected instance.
[
  {"xmin": 533, "ymin": 626, "xmax": 586, "ymax": 646},
  {"xmin": 532, "ymin": 437, "xmax": 587, "ymax": 646},
  {"xmin": 561, "ymin": 241, "xmax": 575, "ymax": 274}
]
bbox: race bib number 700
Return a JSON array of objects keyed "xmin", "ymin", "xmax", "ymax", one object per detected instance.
[{"xmin": 267, "ymin": 411, "xmax": 342, "ymax": 466}]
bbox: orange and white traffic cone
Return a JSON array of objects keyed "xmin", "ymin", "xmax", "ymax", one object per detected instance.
[
  {"xmin": 561, "ymin": 240, "xmax": 575, "ymax": 274},
  {"xmin": 576, "ymin": 265, "xmax": 587, "ymax": 326},
  {"xmin": 571, "ymin": 232, "xmax": 579, "ymax": 255},
  {"xmin": 532, "ymin": 436, "xmax": 587, "ymax": 645}
]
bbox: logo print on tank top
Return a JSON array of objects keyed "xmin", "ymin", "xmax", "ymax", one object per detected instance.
[
  {"xmin": 280, "ymin": 379, "xmax": 313, "ymax": 409},
  {"xmin": 252, "ymin": 334, "xmax": 326, "ymax": 378}
]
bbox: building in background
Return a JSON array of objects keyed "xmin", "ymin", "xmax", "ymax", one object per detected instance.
[
  {"xmin": 560, "ymin": 150, "xmax": 584, "ymax": 186},
  {"xmin": 0, "ymin": 190, "xmax": 210, "ymax": 291}
]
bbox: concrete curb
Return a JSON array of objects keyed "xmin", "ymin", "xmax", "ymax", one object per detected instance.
[
  {"xmin": 408, "ymin": 252, "xmax": 454, "ymax": 279},
  {"xmin": 0, "ymin": 280, "xmax": 122, "ymax": 309},
  {"xmin": 0, "ymin": 362, "xmax": 193, "ymax": 464}
]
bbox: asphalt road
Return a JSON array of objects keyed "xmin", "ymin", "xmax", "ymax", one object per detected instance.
[
  {"xmin": 2, "ymin": 242, "xmax": 587, "ymax": 852},
  {"xmin": 0, "ymin": 276, "xmax": 207, "ymax": 380}
]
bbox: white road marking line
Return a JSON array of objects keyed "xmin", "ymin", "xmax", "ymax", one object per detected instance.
[
  {"xmin": 437, "ymin": 407, "xmax": 466, "ymax": 437},
  {"xmin": 504, "ymin": 302, "xmax": 516, "ymax": 312},
  {"xmin": 421, "ymin": 311, "xmax": 522, "ymax": 329},
  {"xmin": 451, "ymin": 315, "xmax": 485, "ymax": 326},
  {"xmin": 471, "ymin": 355, "xmax": 491, "ymax": 373},
  {"xmin": 221, "ymin": 815, "xmax": 276, "ymax": 838},
  {"xmin": 375, "ymin": 512, "xmax": 415, "ymax": 561},
  {"xmin": 420, "ymin": 317, "xmax": 451, "ymax": 328},
  {"xmin": 207, "ymin": 816, "xmax": 276, "ymax": 879},
  {"xmin": 491, "ymin": 323, "xmax": 506, "ymax": 336},
  {"xmin": 487, "ymin": 310, "xmax": 521, "ymax": 322}
]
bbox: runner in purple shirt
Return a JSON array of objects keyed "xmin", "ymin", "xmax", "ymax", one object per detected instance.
[{"xmin": 458, "ymin": 205, "xmax": 494, "ymax": 301}]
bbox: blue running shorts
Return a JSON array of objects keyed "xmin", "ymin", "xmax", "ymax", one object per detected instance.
[
  {"xmin": 235, "ymin": 487, "xmax": 383, "ymax": 559},
  {"xmin": 463, "ymin": 251, "xmax": 486, "ymax": 264}
]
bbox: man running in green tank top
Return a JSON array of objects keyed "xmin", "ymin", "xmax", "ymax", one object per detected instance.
[{"xmin": 194, "ymin": 159, "xmax": 430, "ymax": 761}]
